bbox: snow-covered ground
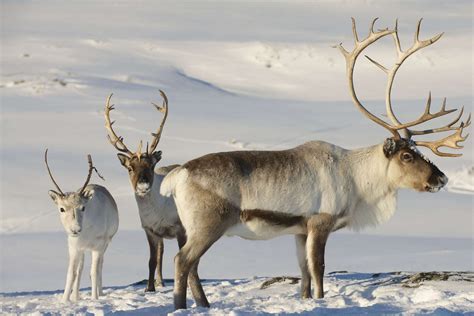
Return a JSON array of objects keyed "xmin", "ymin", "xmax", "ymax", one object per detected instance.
[
  {"xmin": 2, "ymin": 272, "xmax": 473, "ymax": 315},
  {"xmin": 1, "ymin": 0, "xmax": 473, "ymax": 314}
]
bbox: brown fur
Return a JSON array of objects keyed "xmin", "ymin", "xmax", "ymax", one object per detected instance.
[
  {"xmin": 295, "ymin": 234, "xmax": 312, "ymax": 299},
  {"xmin": 174, "ymin": 182, "xmax": 241, "ymax": 309},
  {"xmin": 306, "ymin": 213, "xmax": 335, "ymax": 298},
  {"xmin": 383, "ymin": 138, "xmax": 444, "ymax": 192},
  {"xmin": 127, "ymin": 156, "xmax": 155, "ymax": 190},
  {"xmin": 170, "ymin": 140, "xmax": 448, "ymax": 309},
  {"xmin": 184, "ymin": 150, "xmax": 304, "ymax": 179},
  {"xmin": 241, "ymin": 209, "xmax": 306, "ymax": 228}
]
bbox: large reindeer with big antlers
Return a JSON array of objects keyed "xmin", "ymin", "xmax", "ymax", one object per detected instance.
[
  {"xmin": 104, "ymin": 91, "xmax": 208, "ymax": 304},
  {"xmin": 45, "ymin": 150, "xmax": 119, "ymax": 302},
  {"xmin": 161, "ymin": 19, "xmax": 471, "ymax": 310}
]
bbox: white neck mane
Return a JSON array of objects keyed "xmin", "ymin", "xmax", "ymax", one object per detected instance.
[{"xmin": 345, "ymin": 144, "xmax": 398, "ymax": 230}]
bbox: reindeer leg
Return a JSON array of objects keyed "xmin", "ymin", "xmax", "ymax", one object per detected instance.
[
  {"xmin": 98, "ymin": 246, "xmax": 107, "ymax": 296},
  {"xmin": 63, "ymin": 243, "xmax": 80, "ymax": 302},
  {"xmin": 90, "ymin": 250, "xmax": 101, "ymax": 300},
  {"xmin": 155, "ymin": 237, "xmax": 165, "ymax": 287},
  {"xmin": 306, "ymin": 213, "xmax": 335, "ymax": 299},
  {"xmin": 188, "ymin": 260, "xmax": 209, "ymax": 307},
  {"xmin": 71, "ymin": 252, "xmax": 84, "ymax": 302},
  {"xmin": 174, "ymin": 232, "xmax": 222, "ymax": 310},
  {"xmin": 176, "ymin": 232, "xmax": 209, "ymax": 308},
  {"xmin": 145, "ymin": 229, "xmax": 158, "ymax": 292},
  {"xmin": 173, "ymin": 183, "xmax": 240, "ymax": 310},
  {"xmin": 295, "ymin": 234, "xmax": 312, "ymax": 299}
]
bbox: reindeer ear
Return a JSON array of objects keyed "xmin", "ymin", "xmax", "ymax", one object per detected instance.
[
  {"xmin": 117, "ymin": 153, "xmax": 130, "ymax": 168},
  {"xmin": 151, "ymin": 151, "xmax": 162, "ymax": 165},
  {"xmin": 383, "ymin": 138, "xmax": 399, "ymax": 158},
  {"xmin": 82, "ymin": 189, "xmax": 94, "ymax": 200},
  {"xmin": 48, "ymin": 190, "xmax": 61, "ymax": 203}
]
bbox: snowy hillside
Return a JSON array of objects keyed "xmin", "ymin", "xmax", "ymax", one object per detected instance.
[{"xmin": 1, "ymin": 0, "xmax": 473, "ymax": 314}]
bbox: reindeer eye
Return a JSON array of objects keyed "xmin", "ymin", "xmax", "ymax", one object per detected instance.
[
  {"xmin": 401, "ymin": 152, "xmax": 413, "ymax": 162},
  {"xmin": 60, "ymin": 208, "xmax": 65, "ymax": 213}
]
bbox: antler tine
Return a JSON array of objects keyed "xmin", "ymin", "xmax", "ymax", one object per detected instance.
[
  {"xmin": 341, "ymin": 18, "xmax": 470, "ymax": 157},
  {"xmin": 415, "ymin": 124, "xmax": 469, "ymax": 157},
  {"xmin": 393, "ymin": 19, "xmax": 402, "ymax": 55},
  {"xmin": 414, "ymin": 18, "xmax": 444, "ymax": 48},
  {"xmin": 369, "ymin": 17, "xmax": 379, "ymax": 34},
  {"xmin": 365, "ymin": 55, "xmax": 389, "ymax": 74},
  {"xmin": 380, "ymin": 19, "xmax": 445, "ymax": 138},
  {"xmin": 136, "ymin": 140, "xmax": 143, "ymax": 160},
  {"xmin": 44, "ymin": 149, "xmax": 65, "ymax": 196},
  {"xmin": 351, "ymin": 17, "xmax": 359, "ymax": 44},
  {"xmin": 148, "ymin": 89, "xmax": 169, "ymax": 154},
  {"xmin": 410, "ymin": 104, "xmax": 468, "ymax": 135},
  {"xmin": 388, "ymin": 93, "xmax": 458, "ymax": 134},
  {"xmin": 79, "ymin": 155, "xmax": 95, "ymax": 194},
  {"xmin": 414, "ymin": 18, "xmax": 422, "ymax": 43},
  {"xmin": 104, "ymin": 94, "xmax": 134, "ymax": 156},
  {"xmin": 337, "ymin": 18, "xmax": 399, "ymax": 138}
]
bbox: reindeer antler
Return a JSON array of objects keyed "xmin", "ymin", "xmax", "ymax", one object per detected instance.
[
  {"xmin": 336, "ymin": 18, "xmax": 398, "ymax": 138},
  {"xmin": 104, "ymin": 91, "xmax": 169, "ymax": 157},
  {"xmin": 44, "ymin": 149, "xmax": 64, "ymax": 196},
  {"xmin": 79, "ymin": 155, "xmax": 104, "ymax": 194},
  {"xmin": 104, "ymin": 94, "xmax": 134, "ymax": 156},
  {"xmin": 338, "ymin": 18, "xmax": 471, "ymax": 157},
  {"xmin": 148, "ymin": 90, "xmax": 169, "ymax": 154}
]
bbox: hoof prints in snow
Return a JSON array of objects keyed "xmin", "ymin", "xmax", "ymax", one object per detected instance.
[{"xmin": 1, "ymin": 272, "xmax": 473, "ymax": 315}]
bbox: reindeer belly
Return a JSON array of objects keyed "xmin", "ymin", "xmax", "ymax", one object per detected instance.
[{"xmin": 225, "ymin": 209, "xmax": 306, "ymax": 240}]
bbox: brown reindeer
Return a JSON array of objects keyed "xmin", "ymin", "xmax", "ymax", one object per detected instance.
[
  {"xmin": 104, "ymin": 91, "xmax": 208, "ymax": 305},
  {"xmin": 160, "ymin": 19, "xmax": 470, "ymax": 309}
]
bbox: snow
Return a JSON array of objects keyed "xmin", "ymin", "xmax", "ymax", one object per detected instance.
[
  {"xmin": 445, "ymin": 166, "xmax": 474, "ymax": 195},
  {"xmin": 1, "ymin": 0, "xmax": 473, "ymax": 314},
  {"xmin": 2, "ymin": 272, "xmax": 473, "ymax": 315}
]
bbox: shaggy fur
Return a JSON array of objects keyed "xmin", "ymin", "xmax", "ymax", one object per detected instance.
[
  {"xmin": 49, "ymin": 184, "xmax": 119, "ymax": 302},
  {"xmin": 161, "ymin": 139, "xmax": 447, "ymax": 309}
]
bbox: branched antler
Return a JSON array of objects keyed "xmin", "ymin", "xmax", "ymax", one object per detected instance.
[
  {"xmin": 148, "ymin": 90, "xmax": 169, "ymax": 154},
  {"xmin": 415, "ymin": 123, "xmax": 470, "ymax": 157},
  {"xmin": 104, "ymin": 90, "xmax": 169, "ymax": 157},
  {"xmin": 104, "ymin": 94, "xmax": 134, "ymax": 156},
  {"xmin": 79, "ymin": 155, "xmax": 104, "ymax": 194},
  {"xmin": 335, "ymin": 18, "xmax": 397, "ymax": 138},
  {"xmin": 337, "ymin": 18, "xmax": 471, "ymax": 157}
]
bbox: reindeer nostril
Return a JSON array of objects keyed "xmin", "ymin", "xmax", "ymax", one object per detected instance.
[{"xmin": 440, "ymin": 175, "xmax": 448, "ymax": 186}]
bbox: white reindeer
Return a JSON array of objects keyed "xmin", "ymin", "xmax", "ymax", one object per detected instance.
[
  {"xmin": 104, "ymin": 91, "xmax": 208, "ymax": 304},
  {"xmin": 161, "ymin": 19, "xmax": 471, "ymax": 310},
  {"xmin": 45, "ymin": 150, "xmax": 119, "ymax": 302}
]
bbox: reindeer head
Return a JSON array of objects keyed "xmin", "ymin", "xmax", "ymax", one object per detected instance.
[
  {"xmin": 105, "ymin": 90, "xmax": 169, "ymax": 196},
  {"xmin": 337, "ymin": 18, "xmax": 470, "ymax": 192},
  {"xmin": 45, "ymin": 150, "xmax": 100, "ymax": 236}
]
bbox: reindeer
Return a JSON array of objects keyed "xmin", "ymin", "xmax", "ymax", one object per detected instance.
[
  {"xmin": 104, "ymin": 91, "xmax": 207, "ymax": 303},
  {"xmin": 45, "ymin": 150, "xmax": 119, "ymax": 302},
  {"xmin": 160, "ymin": 19, "xmax": 471, "ymax": 310}
]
